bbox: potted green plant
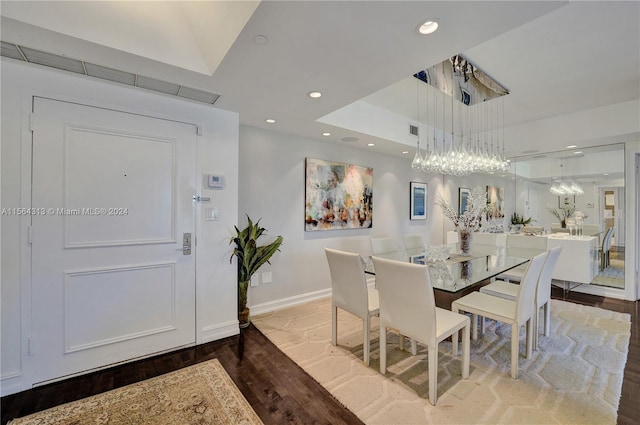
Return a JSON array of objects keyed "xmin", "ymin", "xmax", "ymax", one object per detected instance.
[
  {"xmin": 229, "ymin": 215, "xmax": 283, "ymax": 328},
  {"xmin": 510, "ymin": 212, "xmax": 532, "ymax": 232},
  {"xmin": 510, "ymin": 212, "xmax": 532, "ymax": 226}
]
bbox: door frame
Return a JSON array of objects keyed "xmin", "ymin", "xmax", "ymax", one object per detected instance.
[{"xmin": 20, "ymin": 93, "xmax": 202, "ymax": 389}]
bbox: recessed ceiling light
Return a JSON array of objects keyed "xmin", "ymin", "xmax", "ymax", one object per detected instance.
[
  {"xmin": 308, "ymin": 91, "xmax": 322, "ymax": 98},
  {"xmin": 418, "ymin": 20, "xmax": 439, "ymax": 35},
  {"xmin": 604, "ymin": 173, "xmax": 609, "ymax": 176},
  {"xmin": 402, "ymin": 151, "xmax": 409, "ymax": 154},
  {"xmin": 253, "ymin": 35, "xmax": 269, "ymax": 45},
  {"xmin": 322, "ymin": 132, "xmax": 331, "ymax": 136},
  {"xmin": 265, "ymin": 118, "xmax": 276, "ymax": 124},
  {"xmin": 566, "ymin": 145, "xmax": 577, "ymax": 149},
  {"xmin": 574, "ymin": 151, "xmax": 583, "ymax": 154},
  {"xmin": 341, "ymin": 136, "xmax": 358, "ymax": 142},
  {"xmin": 367, "ymin": 143, "xmax": 375, "ymax": 147}
]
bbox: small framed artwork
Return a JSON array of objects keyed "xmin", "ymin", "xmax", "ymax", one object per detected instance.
[
  {"xmin": 558, "ymin": 195, "xmax": 576, "ymax": 208},
  {"xmin": 458, "ymin": 187, "xmax": 471, "ymax": 214},
  {"xmin": 461, "ymin": 89, "xmax": 471, "ymax": 106},
  {"xmin": 410, "ymin": 181, "xmax": 427, "ymax": 220}
]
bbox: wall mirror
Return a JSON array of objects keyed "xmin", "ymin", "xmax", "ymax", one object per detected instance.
[{"xmin": 510, "ymin": 143, "xmax": 625, "ymax": 290}]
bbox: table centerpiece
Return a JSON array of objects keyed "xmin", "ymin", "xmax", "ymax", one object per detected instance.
[{"xmin": 438, "ymin": 187, "xmax": 487, "ymax": 256}]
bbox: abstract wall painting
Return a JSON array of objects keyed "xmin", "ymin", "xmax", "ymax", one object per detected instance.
[
  {"xmin": 486, "ymin": 185, "xmax": 505, "ymax": 220},
  {"xmin": 305, "ymin": 158, "xmax": 373, "ymax": 231}
]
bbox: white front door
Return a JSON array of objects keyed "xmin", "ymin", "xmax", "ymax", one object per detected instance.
[{"xmin": 29, "ymin": 97, "xmax": 197, "ymax": 385}]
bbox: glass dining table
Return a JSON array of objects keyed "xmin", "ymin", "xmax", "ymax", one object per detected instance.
[{"xmin": 364, "ymin": 245, "xmax": 541, "ymax": 309}]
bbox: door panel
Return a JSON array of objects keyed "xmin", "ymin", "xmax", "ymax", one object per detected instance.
[
  {"xmin": 30, "ymin": 98, "xmax": 196, "ymax": 385},
  {"xmin": 64, "ymin": 126, "xmax": 175, "ymax": 246}
]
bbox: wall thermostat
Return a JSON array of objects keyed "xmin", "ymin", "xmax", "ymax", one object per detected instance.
[{"xmin": 207, "ymin": 174, "xmax": 225, "ymax": 189}]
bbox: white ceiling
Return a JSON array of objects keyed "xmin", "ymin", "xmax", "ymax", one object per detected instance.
[{"xmin": 1, "ymin": 1, "xmax": 638, "ymax": 160}]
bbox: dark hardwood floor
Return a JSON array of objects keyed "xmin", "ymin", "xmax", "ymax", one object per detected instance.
[
  {"xmin": 0, "ymin": 326, "xmax": 363, "ymax": 425},
  {"xmin": 2, "ymin": 291, "xmax": 638, "ymax": 425}
]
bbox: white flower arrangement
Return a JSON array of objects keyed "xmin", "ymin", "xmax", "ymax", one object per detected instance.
[{"xmin": 438, "ymin": 187, "xmax": 487, "ymax": 232}]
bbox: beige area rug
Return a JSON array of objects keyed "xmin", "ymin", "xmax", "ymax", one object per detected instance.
[
  {"xmin": 253, "ymin": 298, "xmax": 631, "ymax": 425},
  {"xmin": 592, "ymin": 258, "xmax": 625, "ymax": 289},
  {"xmin": 8, "ymin": 359, "xmax": 263, "ymax": 425}
]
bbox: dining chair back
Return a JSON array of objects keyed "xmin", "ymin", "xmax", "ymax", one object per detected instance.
[
  {"xmin": 515, "ymin": 253, "xmax": 549, "ymax": 325},
  {"xmin": 370, "ymin": 237, "xmax": 399, "ymax": 255},
  {"xmin": 505, "ymin": 234, "xmax": 547, "ymax": 264},
  {"xmin": 473, "ymin": 233, "xmax": 496, "ymax": 246},
  {"xmin": 601, "ymin": 227, "xmax": 614, "ymax": 269},
  {"xmin": 533, "ymin": 246, "xmax": 562, "ymax": 343},
  {"xmin": 452, "ymin": 251, "xmax": 547, "ymax": 379},
  {"xmin": 372, "ymin": 256, "xmax": 470, "ymax": 405},
  {"xmin": 402, "ymin": 234, "xmax": 425, "ymax": 250},
  {"xmin": 325, "ymin": 248, "xmax": 379, "ymax": 366},
  {"xmin": 472, "ymin": 232, "xmax": 497, "ymax": 255},
  {"xmin": 482, "ymin": 246, "xmax": 562, "ymax": 347}
]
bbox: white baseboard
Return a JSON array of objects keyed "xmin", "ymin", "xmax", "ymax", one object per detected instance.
[{"xmin": 250, "ymin": 288, "xmax": 332, "ymax": 316}]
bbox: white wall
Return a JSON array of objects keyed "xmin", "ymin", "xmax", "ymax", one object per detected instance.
[
  {"xmin": 238, "ymin": 125, "xmax": 514, "ymax": 313},
  {"xmin": 0, "ymin": 59, "xmax": 240, "ymax": 395}
]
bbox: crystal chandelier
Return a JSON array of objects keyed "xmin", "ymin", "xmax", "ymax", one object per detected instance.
[{"xmin": 411, "ymin": 56, "xmax": 510, "ymax": 176}]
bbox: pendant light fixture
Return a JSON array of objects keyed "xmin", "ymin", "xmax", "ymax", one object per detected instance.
[{"xmin": 411, "ymin": 55, "xmax": 510, "ymax": 176}]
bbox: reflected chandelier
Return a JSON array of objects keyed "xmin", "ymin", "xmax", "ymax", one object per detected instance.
[{"xmin": 549, "ymin": 163, "xmax": 584, "ymax": 195}]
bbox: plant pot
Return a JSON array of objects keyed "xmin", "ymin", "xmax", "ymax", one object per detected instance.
[{"xmin": 238, "ymin": 307, "xmax": 251, "ymax": 329}]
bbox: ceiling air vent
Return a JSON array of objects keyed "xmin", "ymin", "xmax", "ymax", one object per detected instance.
[
  {"xmin": 409, "ymin": 124, "xmax": 419, "ymax": 136},
  {"xmin": 85, "ymin": 63, "xmax": 135, "ymax": 86},
  {"xmin": 0, "ymin": 41, "xmax": 221, "ymax": 106},
  {"xmin": 20, "ymin": 46, "xmax": 85, "ymax": 74},
  {"xmin": 1, "ymin": 41, "xmax": 25, "ymax": 61},
  {"xmin": 136, "ymin": 75, "xmax": 181, "ymax": 96},
  {"xmin": 178, "ymin": 86, "xmax": 220, "ymax": 104}
]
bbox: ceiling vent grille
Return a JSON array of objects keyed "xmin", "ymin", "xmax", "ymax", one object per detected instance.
[
  {"xmin": 0, "ymin": 41, "xmax": 221, "ymax": 105},
  {"xmin": 409, "ymin": 124, "xmax": 418, "ymax": 136}
]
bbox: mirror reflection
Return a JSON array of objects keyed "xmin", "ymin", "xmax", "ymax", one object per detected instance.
[{"xmin": 510, "ymin": 143, "xmax": 625, "ymax": 289}]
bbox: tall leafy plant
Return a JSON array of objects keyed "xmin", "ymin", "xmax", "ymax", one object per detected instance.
[{"xmin": 229, "ymin": 215, "xmax": 283, "ymax": 324}]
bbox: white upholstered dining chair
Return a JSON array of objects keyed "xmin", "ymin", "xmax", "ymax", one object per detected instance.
[
  {"xmin": 451, "ymin": 251, "xmax": 547, "ymax": 379},
  {"xmin": 497, "ymin": 234, "xmax": 547, "ymax": 282},
  {"xmin": 402, "ymin": 234, "xmax": 425, "ymax": 250},
  {"xmin": 479, "ymin": 246, "xmax": 562, "ymax": 349},
  {"xmin": 324, "ymin": 248, "xmax": 379, "ymax": 366},
  {"xmin": 370, "ymin": 236, "xmax": 399, "ymax": 255},
  {"xmin": 372, "ymin": 256, "xmax": 470, "ymax": 405},
  {"xmin": 600, "ymin": 227, "xmax": 614, "ymax": 270}
]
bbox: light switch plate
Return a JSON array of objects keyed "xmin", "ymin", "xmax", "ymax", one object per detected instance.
[{"xmin": 205, "ymin": 208, "xmax": 220, "ymax": 221}]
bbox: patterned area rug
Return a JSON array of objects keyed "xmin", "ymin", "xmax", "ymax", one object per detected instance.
[
  {"xmin": 592, "ymin": 258, "xmax": 625, "ymax": 289},
  {"xmin": 8, "ymin": 359, "xmax": 263, "ymax": 425},
  {"xmin": 253, "ymin": 297, "xmax": 630, "ymax": 425}
]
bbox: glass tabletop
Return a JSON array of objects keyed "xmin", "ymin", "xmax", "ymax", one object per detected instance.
[{"xmin": 364, "ymin": 246, "xmax": 537, "ymax": 294}]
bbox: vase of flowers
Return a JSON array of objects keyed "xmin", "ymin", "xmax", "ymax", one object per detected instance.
[
  {"xmin": 438, "ymin": 188, "xmax": 487, "ymax": 256},
  {"xmin": 550, "ymin": 205, "xmax": 575, "ymax": 228}
]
